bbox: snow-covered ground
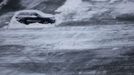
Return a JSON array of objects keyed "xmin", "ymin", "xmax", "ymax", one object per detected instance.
[
  {"xmin": 0, "ymin": 24, "xmax": 134, "ymax": 75},
  {"xmin": 1, "ymin": 24, "xmax": 134, "ymax": 50},
  {"xmin": 1, "ymin": 0, "xmax": 134, "ymax": 28},
  {"xmin": 1, "ymin": 0, "xmax": 134, "ymax": 75}
]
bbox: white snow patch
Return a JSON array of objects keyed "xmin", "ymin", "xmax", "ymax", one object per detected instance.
[
  {"xmin": 113, "ymin": 2, "xmax": 134, "ymax": 15},
  {"xmin": 56, "ymin": 0, "xmax": 92, "ymax": 22},
  {"xmin": 55, "ymin": 0, "xmax": 109, "ymax": 23},
  {"xmin": 56, "ymin": 0, "xmax": 83, "ymax": 13},
  {"xmin": 1, "ymin": 25, "xmax": 134, "ymax": 50},
  {"xmin": 55, "ymin": 0, "xmax": 134, "ymax": 24}
]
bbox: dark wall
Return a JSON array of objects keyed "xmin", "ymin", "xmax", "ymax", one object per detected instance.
[
  {"xmin": 0, "ymin": 0, "xmax": 25, "ymax": 15},
  {"xmin": 0, "ymin": 0, "xmax": 66, "ymax": 15},
  {"xmin": 0, "ymin": 0, "xmax": 3, "ymax": 3},
  {"xmin": 33, "ymin": 0, "xmax": 66, "ymax": 14}
]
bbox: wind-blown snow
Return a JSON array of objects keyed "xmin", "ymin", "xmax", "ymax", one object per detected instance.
[
  {"xmin": 1, "ymin": 0, "xmax": 134, "ymax": 28},
  {"xmin": 55, "ymin": 0, "xmax": 134, "ymax": 24},
  {"xmin": 1, "ymin": 24, "xmax": 134, "ymax": 50},
  {"xmin": 56, "ymin": 0, "xmax": 93, "ymax": 22},
  {"xmin": 55, "ymin": 0, "xmax": 111, "ymax": 23},
  {"xmin": 113, "ymin": 2, "xmax": 134, "ymax": 15},
  {"xmin": 56, "ymin": 0, "xmax": 82, "ymax": 13}
]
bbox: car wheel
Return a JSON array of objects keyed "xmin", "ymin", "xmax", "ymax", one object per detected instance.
[
  {"xmin": 43, "ymin": 21, "xmax": 48, "ymax": 24},
  {"xmin": 24, "ymin": 20, "xmax": 30, "ymax": 25}
]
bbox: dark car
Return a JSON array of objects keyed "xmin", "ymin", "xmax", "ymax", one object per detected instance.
[{"xmin": 16, "ymin": 13, "xmax": 55, "ymax": 25}]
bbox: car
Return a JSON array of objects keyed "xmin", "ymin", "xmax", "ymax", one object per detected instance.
[{"xmin": 8, "ymin": 10, "xmax": 56, "ymax": 28}]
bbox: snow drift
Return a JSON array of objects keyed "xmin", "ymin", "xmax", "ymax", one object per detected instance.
[
  {"xmin": 0, "ymin": 0, "xmax": 66, "ymax": 28},
  {"xmin": 56, "ymin": 0, "xmax": 134, "ymax": 24},
  {"xmin": 1, "ymin": 0, "xmax": 134, "ymax": 28}
]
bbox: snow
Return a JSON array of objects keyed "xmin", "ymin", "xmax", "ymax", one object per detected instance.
[
  {"xmin": 113, "ymin": 2, "xmax": 134, "ymax": 15},
  {"xmin": 55, "ymin": 0, "xmax": 110, "ymax": 23},
  {"xmin": 1, "ymin": 0, "xmax": 134, "ymax": 75},
  {"xmin": 55, "ymin": 0, "xmax": 134, "ymax": 24},
  {"xmin": 92, "ymin": 0, "xmax": 108, "ymax": 1},
  {"xmin": 56, "ymin": 0, "xmax": 83, "ymax": 13},
  {"xmin": 5, "ymin": 0, "xmax": 134, "ymax": 28},
  {"xmin": 1, "ymin": 24, "xmax": 134, "ymax": 50},
  {"xmin": 56, "ymin": 0, "xmax": 93, "ymax": 22}
]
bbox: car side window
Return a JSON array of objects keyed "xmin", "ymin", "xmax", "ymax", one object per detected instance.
[
  {"xmin": 16, "ymin": 12, "xmax": 41, "ymax": 18},
  {"xmin": 33, "ymin": 13, "xmax": 41, "ymax": 17}
]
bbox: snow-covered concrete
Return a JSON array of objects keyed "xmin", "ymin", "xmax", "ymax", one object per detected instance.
[
  {"xmin": 0, "ymin": 24, "xmax": 134, "ymax": 75},
  {"xmin": 1, "ymin": 24, "xmax": 134, "ymax": 50}
]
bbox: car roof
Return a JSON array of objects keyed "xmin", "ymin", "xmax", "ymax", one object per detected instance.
[
  {"xmin": 15, "ymin": 10, "xmax": 54, "ymax": 17},
  {"xmin": 17, "ymin": 10, "xmax": 41, "ymax": 13}
]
